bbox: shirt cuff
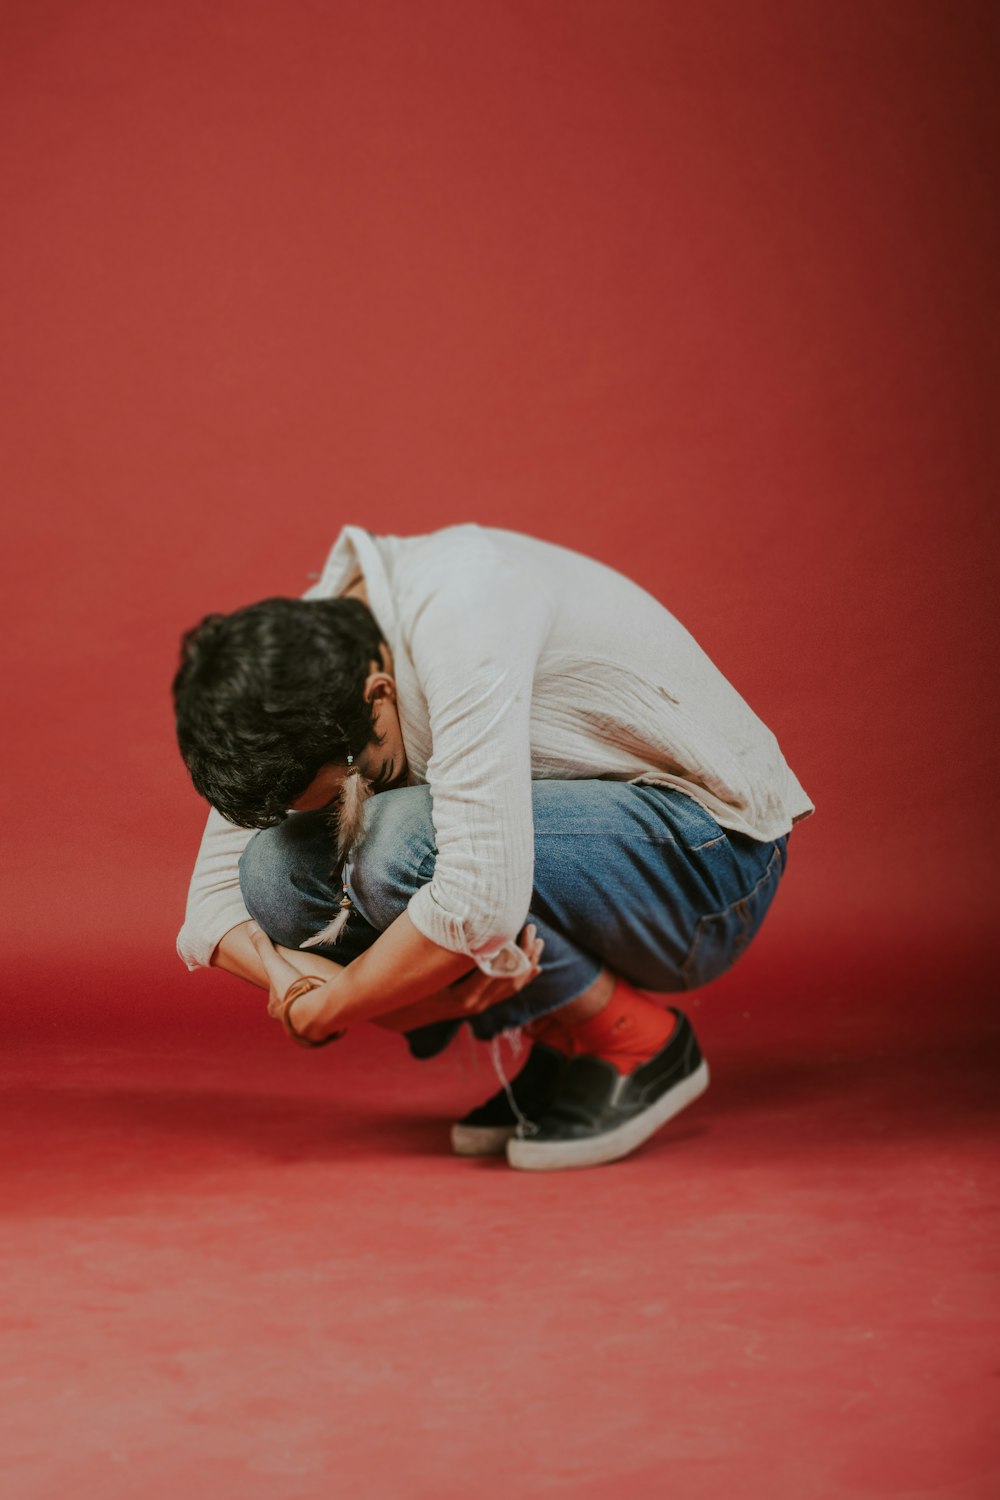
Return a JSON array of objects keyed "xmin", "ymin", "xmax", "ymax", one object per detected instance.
[
  {"xmin": 176, "ymin": 925, "xmax": 211, "ymax": 972},
  {"xmin": 176, "ymin": 903, "xmax": 253, "ymax": 972}
]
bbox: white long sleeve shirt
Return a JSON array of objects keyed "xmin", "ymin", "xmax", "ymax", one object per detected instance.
[{"xmin": 176, "ymin": 523, "xmax": 814, "ymax": 977}]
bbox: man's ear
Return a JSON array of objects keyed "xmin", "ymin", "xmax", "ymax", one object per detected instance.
[{"xmin": 363, "ymin": 669, "xmax": 396, "ymax": 704}]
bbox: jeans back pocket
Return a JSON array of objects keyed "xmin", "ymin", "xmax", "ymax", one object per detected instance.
[{"xmin": 680, "ymin": 838, "xmax": 787, "ymax": 990}]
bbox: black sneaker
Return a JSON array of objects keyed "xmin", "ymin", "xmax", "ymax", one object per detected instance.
[
  {"xmin": 405, "ymin": 1019, "xmax": 463, "ymax": 1060},
  {"xmin": 451, "ymin": 1044, "xmax": 566, "ymax": 1157},
  {"xmin": 506, "ymin": 1008, "xmax": 709, "ymax": 1171}
]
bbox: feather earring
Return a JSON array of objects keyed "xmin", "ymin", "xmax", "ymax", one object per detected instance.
[
  {"xmin": 330, "ymin": 759, "xmax": 375, "ymax": 865},
  {"xmin": 300, "ymin": 755, "xmax": 374, "ymax": 950}
]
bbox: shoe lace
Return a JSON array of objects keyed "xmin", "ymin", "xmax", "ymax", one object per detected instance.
[{"xmin": 488, "ymin": 1029, "xmax": 539, "ymax": 1138}]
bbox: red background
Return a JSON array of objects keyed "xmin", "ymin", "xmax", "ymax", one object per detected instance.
[
  {"xmin": 2, "ymin": 4, "xmax": 997, "ymax": 1496},
  {"xmin": 2, "ymin": 0, "xmax": 996, "ymax": 1011}
]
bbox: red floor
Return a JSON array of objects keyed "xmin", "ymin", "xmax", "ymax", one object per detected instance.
[{"xmin": 5, "ymin": 943, "xmax": 997, "ymax": 1499}]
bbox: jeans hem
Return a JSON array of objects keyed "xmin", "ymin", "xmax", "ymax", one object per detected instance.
[{"xmin": 469, "ymin": 955, "xmax": 605, "ymax": 1041}]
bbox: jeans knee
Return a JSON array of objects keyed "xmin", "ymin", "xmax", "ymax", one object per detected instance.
[
  {"xmin": 238, "ymin": 815, "xmax": 333, "ymax": 943},
  {"xmin": 239, "ymin": 829, "xmax": 278, "ymax": 926},
  {"xmin": 348, "ymin": 785, "xmax": 437, "ymax": 929}
]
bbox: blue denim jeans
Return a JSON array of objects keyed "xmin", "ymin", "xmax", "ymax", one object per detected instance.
[{"xmin": 238, "ymin": 780, "xmax": 790, "ymax": 1049}]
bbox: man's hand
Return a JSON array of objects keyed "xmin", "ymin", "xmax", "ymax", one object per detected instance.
[
  {"xmin": 246, "ymin": 921, "xmax": 545, "ymax": 1041},
  {"xmin": 245, "ymin": 923, "xmax": 317, "ymax": 1022},
  {"xmin": 418, "ymin": 924, "xmax": 545, "ymax": 1023}
]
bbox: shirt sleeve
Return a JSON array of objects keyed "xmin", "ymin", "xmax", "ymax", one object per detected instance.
[
  {"xmin": 175, "ymin": 806, "xmax": 257, "ymax": 971},
  {"xmin": 400, "ymin": 539, "xmax": 554, "ymax": 978}
]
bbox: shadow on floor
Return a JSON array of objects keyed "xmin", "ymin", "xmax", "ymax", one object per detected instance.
[{"xmin": 5, "ymin": 1025, "xmax": 997, "ymax": 1218}]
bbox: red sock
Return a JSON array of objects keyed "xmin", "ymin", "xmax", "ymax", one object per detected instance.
[
  {"xmin": 524, "ymin": 1015, "xmax": 577, "ymax": 1056},
  {"xmin": 563, "ymin": 978, "xmax": 678, "ymax": 1074}
]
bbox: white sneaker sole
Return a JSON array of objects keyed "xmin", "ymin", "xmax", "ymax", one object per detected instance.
[
  {"xmin": 505, "ymin": 1059, "xmax": 710, "ymax": 1172},
  {"xmin": 450, "ymin": 1123, "xmax": 518, "ymax": 1157}
]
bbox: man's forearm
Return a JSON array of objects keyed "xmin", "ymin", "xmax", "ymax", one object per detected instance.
[
  {"xmin": 212, "ymin": 919, "xmax": 354, "ymax": 992},
  {"xmin": 289, "ymin": 911, "xmax": 478, "ymax": 1039},
  {"xmin": 211, "ymin": 921, "xmax": 273, "ymax": 988},
  {"xmin": 212, "ymin": 918, "xmax": 473, "ymax": 1034}
]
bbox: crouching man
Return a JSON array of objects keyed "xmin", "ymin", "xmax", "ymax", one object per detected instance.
[{"xmin": 172, "ymin": 523, "xmax": 813, "ymax": 1170}]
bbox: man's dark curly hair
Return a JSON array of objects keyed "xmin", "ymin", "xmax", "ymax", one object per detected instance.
[{"xmin": 172, "ymin": 596, "xmax": 388, "ymax": 828}]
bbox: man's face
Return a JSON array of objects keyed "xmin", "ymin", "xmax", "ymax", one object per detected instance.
[{"xmin": 287, "ymin": 657, "xmax": 408, "ymax": 813}]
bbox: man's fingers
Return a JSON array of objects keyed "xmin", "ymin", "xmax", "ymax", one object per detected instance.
[
  {"xmin": 460, "ymin": 965, "xmax": 543, "ymax": 1013},
  {"xmin": 247, "ymin": 921, "xmax": 276, "ymax": 968},
  {"xmin": 447, "ymin": 929, "xmax": 545, "ymax": 1015},
  {"xmin": 247, "ymin": 922, "xmax": 302, "ymax": 996},
  {"xmin": 520, "ymin": 925, "xmax": 544, "ymax": 965},
  {"xmin": 524, "ymin": 931, "xmax": 544, "ymax": 972}
]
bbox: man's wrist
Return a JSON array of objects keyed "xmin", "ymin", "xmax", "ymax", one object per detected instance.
[{"xmin": 281, "ymin": 977, "xmax": 348, "ymax": 1047}]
